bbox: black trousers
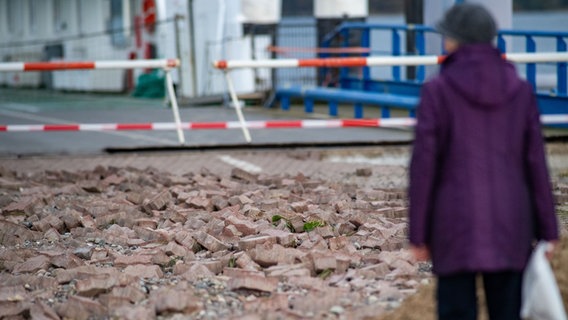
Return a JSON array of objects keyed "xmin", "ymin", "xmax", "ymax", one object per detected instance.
[{"xmin": 437, "ymin": 271, "xmax": 523, "ymax": 320}]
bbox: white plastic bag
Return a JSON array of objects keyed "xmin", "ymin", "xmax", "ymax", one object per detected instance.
[{"xmin": 521, "ymin": 241, "xmax": 567, "ymax": 320}]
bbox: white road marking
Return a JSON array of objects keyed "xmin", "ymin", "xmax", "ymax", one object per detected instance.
[
  {"xmin": 0, "ymin": 108, "xmax": 176, "ymax": 145},
  {"xmin": 218, "ymin": 155, "xmax": 262, "ymax": 173},
  {"xmin": 3, "ymin": 102, "xmax": 41, "ymax": 113},
  {"xmin": 326, "ymin": 154, "xmax": 410, "ymax": 166}
]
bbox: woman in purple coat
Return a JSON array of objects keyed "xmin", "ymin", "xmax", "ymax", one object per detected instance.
[{"xmin": 408, "ymin": 3, "xmax": 559, "ymax": 320}]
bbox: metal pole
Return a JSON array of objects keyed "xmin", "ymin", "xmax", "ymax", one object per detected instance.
[
  {"xmin": 188, "ymin": 0, "xmax": 198, "ymax": 96},
  {"xmin": 165, "ymin": 69, "xmax": 186, "ymax": 144},
  {"xmin": 224, "ymin": 71, "xmax": 252, "ymax": 143},
  {"xmin": 174, "ymin": 14, "xmax": 184, "ymax": 96},
  {"xmin": 405, "ymin": 0, "xmax": 423, "ymax": 80}
]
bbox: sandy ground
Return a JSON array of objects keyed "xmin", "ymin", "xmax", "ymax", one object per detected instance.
[{"xmin": 376, "ymin": 237, "xmax": 568, "ymax": 320}]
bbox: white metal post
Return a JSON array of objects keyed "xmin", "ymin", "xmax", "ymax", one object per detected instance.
[
  {"xmin": 224, "ymin": 71, "xmax": 252, "ymax": 143},
  {"xmin": 165, "ymin": 69, "xmax": 186, "ymax": 144}
]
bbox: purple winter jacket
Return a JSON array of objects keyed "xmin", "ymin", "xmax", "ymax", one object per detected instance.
[{"xmin": 408, "ymin": 43, "xmax": 559, "ymax": 276}]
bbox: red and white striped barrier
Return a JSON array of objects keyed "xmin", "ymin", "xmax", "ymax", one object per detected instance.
[
  {"xmin": 0, "ymin": 119, "xmax": 414, "ymax": 132},
  {"xmin": 0, "ymin": 58, "xmax": 185, "ymax": 144},
  {"xmin": 0, "ymin": 59, "xmax": 180, "ymax": 72},
  {"xmin": 2, "ymin": 115, "xmax": 567, "ymax": 132},
  {"xmin": 215, "ymin": 51, "xmax": 568, "ymax": 142},
  {"xmin": 214, "ymin": 52, "xmax": 568, "ymax": 70}
]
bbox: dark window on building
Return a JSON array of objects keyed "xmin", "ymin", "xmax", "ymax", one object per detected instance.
[
  {"xmin": 110, "ymin": 0, "xmax": 127, "ymax": 47},
  {"xmin": 282, "ymin": 0, "xmax": 314, "ymax": 17}
]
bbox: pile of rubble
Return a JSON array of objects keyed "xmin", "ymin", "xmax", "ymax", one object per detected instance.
[{"xmin": 0, "ymin": 165, "xmax": 430, "ymax": 319}]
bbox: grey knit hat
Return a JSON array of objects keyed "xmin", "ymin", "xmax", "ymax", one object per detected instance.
[{"xmin": 436, "ymin": 3, "xmax": 497, "ymax": 44}]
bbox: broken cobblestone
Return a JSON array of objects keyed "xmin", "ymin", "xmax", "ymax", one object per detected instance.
[{"xmin": 0, "ymin": 165, "xmax": 437, "ymax": 319}]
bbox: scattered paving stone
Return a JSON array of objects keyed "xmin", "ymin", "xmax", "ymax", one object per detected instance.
[
  {"xmin": 151, "ymin": 288, "xmax": 204, "ymax": 315},
  {"xmin": 0, "ymin": 285, "xmax": 27, "ymax": 302},
  {"xmin": 235, "ymin": 253, "xmax": 262, "ymax": 271},
  {"xmin": 238, "ymin": 235, "xmax": 278, "ymax": 251},
  {"xmin": 2, "ymin": 197, "xmax": 38, "ymax": 215},
  {"xmin": 356, "ymin": 168, "xmax": 373, "ymax": 177},
  {"xmin": 0, "ymin": 301, "xmax": 31, "ymax": 318},
  {"xmin": 180, "ymin": 263, "xmax": 215, "ymax": 281},
  {"xmin": 76, "ymin": 275, "xmax": 118, "ymax": 297},
  {"xmin": 56, "ymin": 295, "xmax": 107, "ymax": 320},
  {"xmin": 112, "ymin": 305, "xmax": 155, "ymax": 320},
  {"xmin": 0, "ymin": 165, "xmax": 440, "ymax": 320},
  {"xmin": 114, "ymin": 254, "xmax": 153, "ymax": 267},
  {"xmin": 73, "ymin": 247, "xmax": 93, "ymax": 260},
  {"xmin": 231, "ymin": 168, "xmax": 259, "ymax": 183},
  {"xmin": 13, "ymin": 255, "xmax": 51, "ymax": 274},
  {"xmin": 29, "ymin": 301, "xmax": 60, "ymax": 320},
  {"xmin": 225, "ymin": 215, "xmax": 258, "ymax": 236},
  {"xmin": 265, "ymin": 264, "xmax": 311, "ymax": 279},
  {"xmin": 124, "ymin": 264, "xmax": 163, "ymax": 279},
  {"xmin": 227, "ymin": 274, "xmax": 279, "ymax": 293},
  {"xmin": 242, "ymin": 292, "xmax": 289, "ymax": 313},
  {"xmin": 193, "ymin": 230, "xmax": 229, "ymax": 253},
  {"xmin": 142, "ymin": 190, "xmax": 171, "ymax": 212},
  {"xmin": 0, "ymin": 220, "xmax": 41, "ymax": 245}
]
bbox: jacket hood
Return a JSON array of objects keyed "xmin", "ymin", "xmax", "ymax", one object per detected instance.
[{"xmin": 440, "ymin": 44, "xmax": 524, "ymax": 108}]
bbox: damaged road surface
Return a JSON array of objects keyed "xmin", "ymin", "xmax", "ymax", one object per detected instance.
[
  {"xmin": 1, "ymin": 143, "xmax": 567, "ymax": 319},
  {"xmin": 0, "ymin": 163, "xmax": 429, "ymax": 320}
]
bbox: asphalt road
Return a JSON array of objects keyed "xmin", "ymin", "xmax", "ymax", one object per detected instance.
[{"xmin": 0, "ymin": 88, "xmax": 413, "ymax": 156}]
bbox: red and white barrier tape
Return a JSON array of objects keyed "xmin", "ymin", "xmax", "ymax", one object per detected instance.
[
  {"xmin": 214, "ymin": 52, "xmax": 568, "ymax": 70},
  {"xmin": 0, "ymin": 119, "xmax": 413, "ymax": 132},
  {"xmin": 0, "ymin": 59, "xmax": 180, "ymax": 72},
  {"xmin": 2, "ymin": 115, "xmax": 567, "ymax": 132}
]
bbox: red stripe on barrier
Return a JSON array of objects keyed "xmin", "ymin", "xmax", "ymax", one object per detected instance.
[
  {"xmin": 265, "ymin": 120, "xmax": 303, "ymax": 128},
  {"xmin": 44, "ymin": 124, "xmax": 81, "ymax": 131},
  {"xmin": 190, "ymin": 122, "xmax": 228, "ymax": 129},
  {"xmin": 342, "ymin": 119, "xmax": 380, "ymax": 127},
  {"xmin": 216, "ymin": 61, "xmax": 228, "ymax": 69},
  {"xmin": 298, "ymin": 57, "xmax": 368, "ymax": 68},
  {"xmin": 166, "ymin": 59, "xmax": 179, "ymax": 68},
  {"xmin": 116, "ymin": 123, "xmax": 152, "ymax": 130},
  {"xmin": 23, "ymin": 62, "xmax": 96, "ymax": 71},
  {"xmin": 0, "ymin": 126, "xmax": 7, "ymax": 131}
]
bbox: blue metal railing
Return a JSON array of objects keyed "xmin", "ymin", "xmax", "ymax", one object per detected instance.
[
  {"xmin": 321, "ymin": 22, "xmax": 568, "ymax": 97},
  {"xmin": 498, "ymin": 30, "xmax": 568, "ymax": 95},
  {"xmin": 321, "ymin": 23, "xmax": 438, "ymax": 88},
  {"xmin": 276, "ymin": 22, "xmax": 567, "ymax": 120}
]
